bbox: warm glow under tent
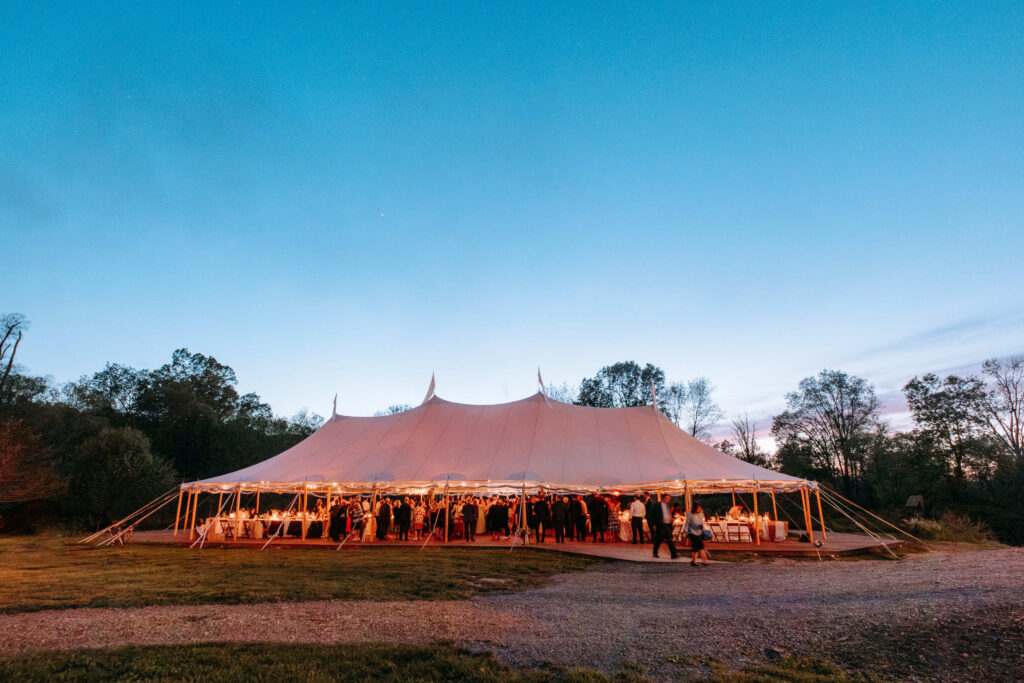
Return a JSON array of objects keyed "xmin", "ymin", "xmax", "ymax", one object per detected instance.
[{"xmin": 185, "ymin": 391, "xmax": 811, "ymax": 496}]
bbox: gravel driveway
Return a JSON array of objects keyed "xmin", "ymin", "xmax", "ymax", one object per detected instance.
[{"xmin": 2, "ymin": 547, "xmax": 1021, "ymax": 681}]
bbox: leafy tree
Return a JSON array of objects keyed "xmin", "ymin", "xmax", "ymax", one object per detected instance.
[
  {"xmin": 904, "ymin": 373, "xmax": 989, "ymax": 480},
  {"xmin": 65, "ymin": 426, "xmax": 176, "ymax": 525},
  {"xmin": 0, "ymin": 418, "xmax": 64, "ymax": 503},
  {"xmin": 575, "ymin": 361, "xmax": 665, "ymax": 410},
  {"xmin": 771, "ymin": 369, "xmax": 880, "ymax": 495}
]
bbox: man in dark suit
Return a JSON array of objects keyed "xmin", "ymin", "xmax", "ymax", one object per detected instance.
[
  {"xmin": 376, "ymin": 498, "xmax": 391, "ymax": 541},
  {"xmin": 590, "ymin": 494, "xmax": 609, "ymax": 542},
  {"xmin": 534, "ymin": 497, "xmax": 552, "ymax": 543},
  {"xmin": 651, "ymin": 493, "xmax": 679, "ymax": 559},
  {"xmin": 552, "ymin": 495, "xmax": 569, "ymax": 543},
  {"xmin": 462, "ymin": 497, "xmax": 478, "ymax": 541},
  {"xmin": 644, "ymin": 493, "xmax": 659, "ymax": 544},
  {"xmin": 569, "ymin": 495, "xmax": 584, "ymax": 541},
  {"xmin": 396, "ymin": 497, "xmax": 412, "ymax": 541}
]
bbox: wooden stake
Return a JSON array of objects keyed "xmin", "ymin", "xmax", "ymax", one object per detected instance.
[
  {"xmin": 770, "ymin": 489, "xmax": 778, "ymax": 521},
  {"xmin": 173, "ymin": 489, "xmax": 184, "ymax": 536},
  {"xmin": 815, "ymin": 488, "xmax": 827, "ymax": 540},
  {"xmin": 752, "ymin": 487, "xmax": 760, "ymax": 545}
]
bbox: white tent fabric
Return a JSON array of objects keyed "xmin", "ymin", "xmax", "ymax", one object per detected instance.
[{"xmin": 189, "ymin": 393, "xmax": 809, "ymax": 494}]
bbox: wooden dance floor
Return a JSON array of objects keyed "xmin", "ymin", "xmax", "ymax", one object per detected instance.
[{"xmin": 130, "ymin": 530, "xmax": 902, "ymax": 562}]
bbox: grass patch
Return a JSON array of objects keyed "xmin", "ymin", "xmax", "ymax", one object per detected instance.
[
  {"xmin": 0, "ymin": 644, "xmax": 880, "ymax": 682},
  {"xmin": 0, "ymin": 536, "xmax": 597, "ymax": 615}
]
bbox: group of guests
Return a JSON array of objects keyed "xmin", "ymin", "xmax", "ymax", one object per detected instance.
[{"xmin": 315, "ymin": 490, "xmax": 712, "ymax": 565}]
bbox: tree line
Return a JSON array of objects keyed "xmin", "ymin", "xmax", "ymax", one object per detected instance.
[
  {"xmin": 0, "ymin": 314, "xmax": 321, "ymax": 529},
  {"xmin": 2, "ymin": 313, "xmax": 1022, "ymax": 542}
]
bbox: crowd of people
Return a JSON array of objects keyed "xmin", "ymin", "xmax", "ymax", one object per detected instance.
[{"xmin": 313, "ymin": 490, "xmax": 712, "ymax": 564}]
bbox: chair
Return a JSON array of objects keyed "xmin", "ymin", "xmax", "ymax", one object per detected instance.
[
  {"xmin": 709, "ymin": 522, "xmax": 727, "ymax": 543},
  {"xmin": 727, "ymin": 522, "xmax": 752, "ymax": 543}
]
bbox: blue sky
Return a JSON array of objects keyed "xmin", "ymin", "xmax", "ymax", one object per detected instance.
[{"xmin": 3, "ymin": 2, "xmax": 1022, "ymax": 431}]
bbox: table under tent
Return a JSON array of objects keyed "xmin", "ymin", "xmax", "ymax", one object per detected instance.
[{"xmin": 169, "ymin": 386, "xmax": 832, "ymax": 548}]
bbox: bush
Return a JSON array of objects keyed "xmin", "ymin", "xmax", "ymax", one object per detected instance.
[{"xmin": 902, "ymin": 511, "xmax": 995, "ymax": 543}]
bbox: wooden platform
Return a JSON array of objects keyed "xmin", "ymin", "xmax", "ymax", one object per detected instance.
[{"xmin": 130, "ymin": 530, "xmax": 901, "ymax": 562}]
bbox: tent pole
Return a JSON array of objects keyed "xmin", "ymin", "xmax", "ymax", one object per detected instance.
[
  {"xmin": 731, "ymin": 489, "xmax": 736, "ymax": 506},
  {"xmin": 801, "ymin": 486, "xmax": 815, "ymax": 544},
  {"xmin": 217, "ymin": 491, "xmax": 223, "ymax": 512},
  {"xmin": 255, "ymin": 490, "xmax": 261, "ymax": 515},
  {"xmin": 752, "ymin": 486, "xmax": 760, "ymax": 545},
  {"xmin": 301, "ymin": 484, "xmax": 309, "ymax": 540},
  {"xmin": 444, "ymin": 488, "xmax": 449, "ymax": 543},
  {"xmin": 521, "ymin": 481, "xmax": 527, "ymax": 546},
  {"xmin": 188, "ymin": 489, "xmax": 199, "ymax": 541},
  {"xmin": 771, "ymin": 489, "xmax": 778, "ymax": 521},
  {"xmin": 815, "ymin": 488, "xmax": 827, "ymax": 540},
  {"xmin": 173, "ymin": 489, "xmax": 183, "ymax": 536}
]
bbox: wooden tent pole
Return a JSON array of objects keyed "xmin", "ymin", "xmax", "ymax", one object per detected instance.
[
  {"xmin": 173, "ymin": 489, "xmax": 183, "ymax": 536},
  {"xmin": 301, "ymin": 484, "xmax": 309, "ymax": 540},
  {"xmin": 444, "ymin": 488, "xmax": 449, "ymax": 543},
  {"xmin": 801, "ymin": 486, "xmax": 815, "ymax": 544},
  {"xmin": 752, "ymin": 486, "xmax": 760, "ymax": 545},
  {"xmin": 521, "ymin": 481, "xmax": 527, "ymax": 546},
  {"xmin": 234, "ymin": 484, "xmax": 243, "ymax": 540},
  {"xmin": 217, "ymin": 491, "xmax": 223, "ymax": 512},
  {"xmin": 770, "ymin": 489, "xmax": 778, "ymax": 521},
  {"xmin": 815, "ymin": 488, "xmax": 827, "ymax": 540},
  {"xmin": 731, "ymin": 489, "xmax": 736, "ymax": 506},
  {"xmin": 188, "ymin": 489, "xmax": 199, "ymax": 541}
]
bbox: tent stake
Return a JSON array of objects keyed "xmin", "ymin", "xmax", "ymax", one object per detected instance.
[{"xmin": 173, "ymin": 489, "xmax": 184, "ymax": 536}]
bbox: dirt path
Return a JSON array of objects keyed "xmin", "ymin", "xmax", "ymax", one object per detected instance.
[{"xmin": 2, "ymin": 547, "xmax": 1021, "ymax": 681}]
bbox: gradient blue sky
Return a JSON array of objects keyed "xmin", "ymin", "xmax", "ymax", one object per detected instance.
[{"xmin": 3, "ymin": 3, "xmax": 1022, "ymax": 432}]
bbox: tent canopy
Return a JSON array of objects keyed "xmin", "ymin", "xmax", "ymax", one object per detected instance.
[{"xmin": 189, "ymin": 392, "xmax": 809, "ymax": 494}]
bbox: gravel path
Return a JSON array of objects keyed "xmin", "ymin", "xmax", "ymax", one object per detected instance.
[{"xmin": 2, "ymin": 547, "xmax": 1021, "ymax": 682}]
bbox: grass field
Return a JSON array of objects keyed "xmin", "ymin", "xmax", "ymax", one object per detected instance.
[
  {"xmin": 0, "ymin": 536, "xmax": 597, "ymax": 614},
  {"xmin": 0, "ymin": 643, "xmax": 879, "ymax": 682}
]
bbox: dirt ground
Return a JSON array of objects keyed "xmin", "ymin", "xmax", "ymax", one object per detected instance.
[{"xmin": 1, "ymin": 545, "xmax": 1021, "ymax": 681}]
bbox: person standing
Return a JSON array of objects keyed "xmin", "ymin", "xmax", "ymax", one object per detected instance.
[
  {"xmin": 396, "ymin": 497, "xmax": 412, "ymax": 541},
  {"xmin": 376, "ymin": 498, "xmax": 392, "ymax": 541},
  {"xmin": 685, "ymin": 504, "xmax": 710, "ymax": 566},
  {"xmin": 462, "ymin": 497, "xmax": 478, "ymax": 541},
  {"xmin": 535, "ymin": 496, "xmax": 552, "ymax": 543},
  {"xmin": 590, "ymin": 494, "xmax": 608, "ymax": 543},
  {"xmin": 552, "ymin": 495, "xmax": 569, "ymax": 543},
  {"xmin": 629, "ymin": 496, "xmax": 646, "ymax": 544},
  {"xmin": 652, "ymin": 493, "xmax": 679, "ymax": 559}
]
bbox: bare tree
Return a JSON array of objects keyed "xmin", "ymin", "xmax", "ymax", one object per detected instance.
[
  {"xmin": 979, "ymin": 356, "xmax": 1024, "ymax": 462},
  {"xmin": 374, "ymin": 404, "xmax": 412, "ymax": 416},
  {"xmin": 0, "ymin": 314, "xmax": 28, "ymax": 404},
  {"xmin": 731, "ymin": 413, "xmax": 769, "ymax": 466},
  {"xmin": 544, "ymin": 382, "xmax": 578, "ymax": 403},
  {"xmin": 678, "ymin": 377, "xmax": 724, "ymax": 441}
]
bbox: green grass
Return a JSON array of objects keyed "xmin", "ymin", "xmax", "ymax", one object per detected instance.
[
  {"xmin": 0, "ymin": 643, "xmax": 879, "ymax": 682},
  {"xmin": 0, "ymin": 536, "xmax": 597, "ymax": 615}
]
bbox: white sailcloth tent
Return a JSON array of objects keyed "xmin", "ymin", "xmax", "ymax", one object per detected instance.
[{"xmin": 186, "ymin": 391, "xmax": 810, "ymax": 496}]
